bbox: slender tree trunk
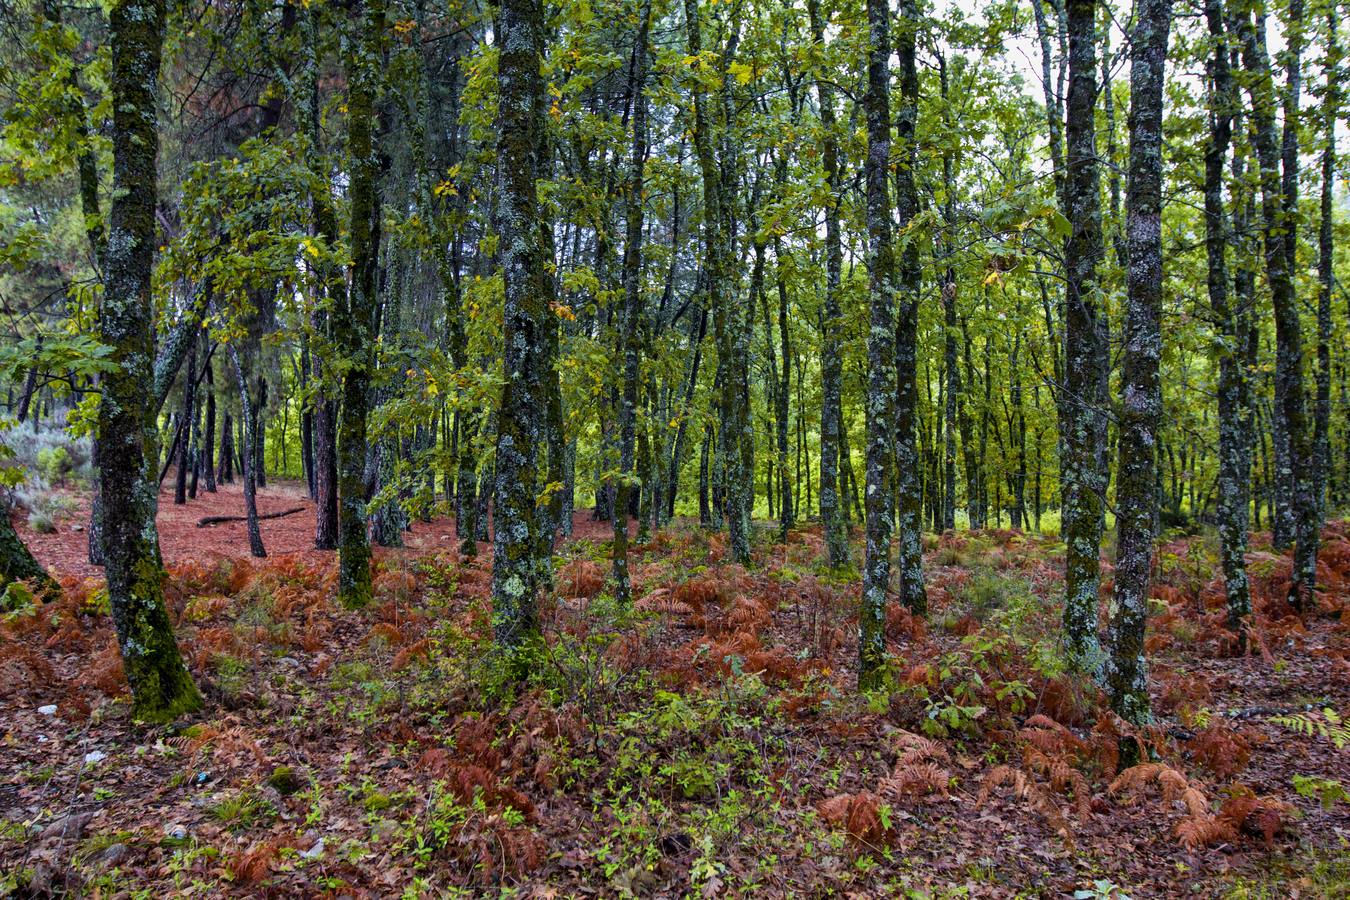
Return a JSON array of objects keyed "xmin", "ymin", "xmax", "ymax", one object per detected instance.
[
  {"xmin": 1235, "ymin": 0, "xmax": 1320, "ymax": 610},
  {"xmin": 859, "ymin": 0, "xmax": 899, "ymax": 690},
  {"xmin": 335, "ymin": 0, "xmax": 385, "ymax": 607},
  {"xmin": 613, "ymin": 0, "xmax": 652, "ymax": 605},
  {"xmin": 1107, "ymin": 0, "xmax": 1170, "ymax": 727},
  {"xmin": 491, "ymin": 0, "xmax": 548, "ymax": 653},
  {"xmin": 808, "ymin": 0, "xmax": 849, "ymax": 566},
  {"xmin": 226, "ymin": 343, "xmax": 266, "ymax": 558},
  {"xmin": 1314, "ymin": 12, "xmax": 1339, "ymax": 522},
  {"xmin": 218, "ymin": 411, "xmax": 234, "ymax": 484},
  {"xmin": 1061, "ymin": 0, "xmax": 1107, "ymax": 675},
  {"xmin": 893, "ymin": 0, "xmax": 926, "ymax": 615},
  {"xmin": 202, "ymin": 353, "xmax": 217, "ymax": 493},
  {"xmin": 174, "ymin": 335, "xmax": 197, "ymax": 505},
  {"xmin": 300, "ymin": 342, "xmax": 315, "ymax": 499},
  {"xmin": 1205, "ymin": 0, "xmax": 1253, "ymax": 647},
  {"xmin": 98, "ymin": 0, "xmax": 199, "ymax": 722}
]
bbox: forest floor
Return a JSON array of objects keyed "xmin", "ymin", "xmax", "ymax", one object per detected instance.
[{"xmin": 2, "ymin": 481, "xmax": 1349, "ymax": 897}]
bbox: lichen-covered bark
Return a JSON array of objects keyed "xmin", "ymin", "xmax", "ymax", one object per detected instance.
[
  {"xmin": 99, "ymin": 0, "xmax": 199, "ymax": 723},
  {"xmin": 336, "ymin": 0, "xmax": 385, "ymax": 608},
  {"xmin": 807, "ymin": 0, "xmax": 849, "ymax": 568},
  {"xmin": 1060, "ymin": 0, "xmax": 1107, "ymax": 676},
  {"xmin": 1202, "ymin": 0, "xmax": 1254, "ymax": 646},
  {"xmin": 859, "ymin": 0, "xmax": 898, "ymax": 690},
  {"xmin": 304, "ymin": 2, "xmax": 339, "ymax": 552},
  {"xmin": 1314, "ymin": 12, "xmax": 1339, "ymax": 521},
  {"xmin": 612, "ymin": 0, "xmax": 652, "ymax": 605},
  {"xmin": 1233, "ymin": 0, "xmax": 1320, "ymax": 612},
  {"xmin": 173, "ymin": 333, "xmax": 197, "ymax": 506},
  {"xmin": 0, "ymin": 508, "xmax": 57, "ymax": 598},
  {"xmin": 1106, "ymin": 0, "xmax": 1170, "ymax": 727},
  {"xmin": 491, "ymin": 0, "xmax": 548, "ymax": 652},
  {"xmin": 685, "ymin": 0, "xmax": 750, "ymax": 566},
  {"xmin": 894, "ymin": 0, "xmax": 926, "ymax": 616},
  {"xmin": 225, "ymin": 341, "xmax": 266, "ymax": 558}
]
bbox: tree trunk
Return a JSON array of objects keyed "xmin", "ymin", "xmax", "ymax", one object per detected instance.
[
  {"xmin": 202, "ymin": 352, "xmax": 217, "ymax": 493},
  {"xmin": 859, "ymin": 0, "xmax": 899, "ymax": 691},
  {"xmin": 1107, "ymin": 0, "xmax": 1170, "ymax": 728},
  {"xmin": 173, "ymin": 334, "xmax": 197, "ymax": 505},
  {"xmin": 807, "ymin": 0, "xmax": 849, "ymax": 567},
  {"xmin": 1314, "ymin": 11, "xmax": 1339, "ymax": 522},
  {"xmin": 1203, "ymin": 0, "xmax": 1253, "ymax": 647},
  {"xmin": 1060, "ymin": 0, "xmax": 1107, "ymax": 675},
  {"xmin": 98, "ymin": 0, "xmax": 200, "ymax": 722},
  {"xmin": 1234, "ymin": 0, "xmax": 1320, "ymax": 610},
  {"xmin": 893, "ymin": 0, "xmax": 926, "ymax": 615},
  {"xmin": 335, "ymin": 0, "xmax": 385, "ymax": 607},
  {"xmin": 612, "ymin": 0, "xmax": 652, "ymax": 605},
  {"xmin": 226, "ymin": 342, "xmax": 266, "ymax": 558},
  {"xmin": 491, "ymin": 0, "xmax": 548, "ymax": 653}
]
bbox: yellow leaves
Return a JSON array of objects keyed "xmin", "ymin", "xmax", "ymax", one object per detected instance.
[
  {"xmin": 728, "ymin": 61, "xmax": 756, "ymax": 85},
  {"xmin": 550, "ymin": 302, "xmax": 577, "ymax": 321},
  {"xmin": 300, "ymin": 238, "xmax": 321, "ymax": 259},
  {"xmin": 433, "ymin": 180, "xmax": 458, "ymax": 198},
  {"xmin": 392, "ymin": 18, "xmax": 417, "ymax": 35},
  {"xmin": 982, "ymin": 270, "xmax": 1001, "ymax": 287}
]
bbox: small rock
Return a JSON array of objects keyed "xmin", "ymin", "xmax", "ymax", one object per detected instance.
[
  {"xmin": 40, "ymin": 811, "xmax": 95, "ymax": 841},
  {"xmin": 97, "ymin": 842, "xmax": 130, "ymax": 867},
  {"xmin": 37, "ymin": 705, "xmax": 57, "ymax": 716},
  {"xmin": 370, "ymin": 819, "xmax": 399, "ymax": 843},
  {"xmin": 277, "ymin": 657, "xmax": 302, "ymax": 669},
  {"xmin": 300, "ymin": 838, "xmax": 325, "ymax": 860},
  {"xmin": 72, "ymin": 524, "xmax": 84, "ymax": 532},
  {"xmin": 83, "ymin": 750, "xmax": 107, "ymax": 765},
  {"xmin": 164, "ymin": 824, "xmax": 188, "ymax": 843}
]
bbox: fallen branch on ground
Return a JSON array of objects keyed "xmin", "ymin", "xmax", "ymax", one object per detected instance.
[{"xmin": 197, "ymin": 506, "xmax": 307, "ymax": 528}]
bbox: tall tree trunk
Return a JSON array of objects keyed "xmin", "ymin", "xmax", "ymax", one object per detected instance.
[
  {"xmin": 305, "ymin": 1, "xmax": 340, "ymax": 552},
  {"xmin": 1204, "ymin": 0, "xmax": 1253, "ymax": 647},
  {"xmin": 335, "ymin": 0, "xmax": 384, "ymax": 607},
  {"xmin": 226, "ymin": 342, "xmax": 266, "ymax": 558},
  {"xmin": 859, "ymin": 0, "xmax": 899, "ymax": 690},
  {"xmin": 1060, "ymin": 0, "xmax": 1107, "ymax": 675},
  {"xmin": 218, "ymin": 410, "xmax": 234, "ymax": 483},
  {"xmin": 300, "ymin": 341, "xmax": 315, "ymax": 499},
  {"xmin": 203, "ymin": 352, "xmax": 217, "ymax": 492},
  {"xmin": 1314, "ymin": 11, "xmax": 1339, "ymax": 522},
  {"xmin": 98, "ymin": 0, "xmax": 199, "ymax": 722},
  {"xmin": 808, "ymin": 0, "xmax": 849, "ymax": 567},
  {"xmin": 491, "ymin": 0, "xmax": 548, "ymax": 653},
  {"xmin": 894, "ymin": 0, "xmax": 926, "ymax": 616},
  {"xmin": 613, "ymin": 0, "xmax": 652, "ymax": 605},
  {"xmin": 1234, "ymin": 0, "xmax": 1320, "ymax": 611},
  {"xmin": 174, "ymin": 335, "xmax": 197, "ymax": 505},
  {"xmin": 1107, "ymin": 0, "xmax": 1170, "ymax": 728}
]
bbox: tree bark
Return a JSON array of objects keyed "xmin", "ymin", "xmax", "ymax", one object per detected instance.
[
  {"xmin": 335, "ymin": 0, "xmax": 385, "ymax": 607},
  {"xmin": 1060, "ymin": 0, "xmax": 1107, "ymax": 675},
  {"xmin": 491, "ymin": 0, "xmax": 548, "ymax": 653},
  {"xmin": 859, "ymin": 0, "xmax": 899, "ymax": 690},
  {"xmin": 1234, "ymin": 0, "xmax": 1320, "ymax": 611},
  {"xmin": 612, "ymin": 0, "xmax": 652, "ymax": 605},
  {"xmin": 807, "ymin": 0, "xmax": 849, "ymax": 567},
  {"xmin": 97, "ymin": 0, "xmax": 199, "ymax": 722},
  {"xmin": 1203, "ymin": 0, "xmax": 1253, "ymax": 647},
  {"xmin": 894, "ymin": 0, "xmax": 926, "ymax": 616},
  {"xmin": 1107, "ymin": 0, "xmax": 1171, "ymax": 728}
]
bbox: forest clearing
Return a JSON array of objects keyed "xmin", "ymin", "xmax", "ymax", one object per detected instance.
[{"xmin": 2, "ymin": 0, "xmax": 1350, "ymax": 892}]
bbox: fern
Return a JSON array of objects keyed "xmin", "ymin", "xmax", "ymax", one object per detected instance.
[{"xmin": 1270, "ymin": 708, "xmax": 1349, "ymax": 750}]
